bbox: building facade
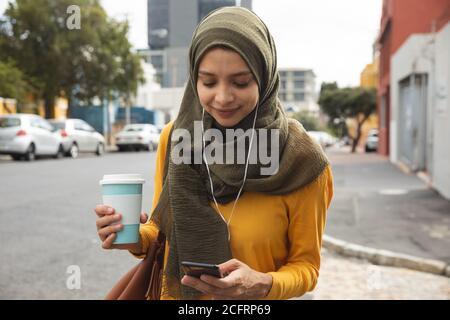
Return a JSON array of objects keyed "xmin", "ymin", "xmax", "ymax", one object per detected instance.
[
  {"xmin": 377, "ymin": 0, "xmax": 450, "ymax": 199},
  {"xmin": 132, "ymin": 61, "xmax": 161, "ymax": 110},
  {"xmin": 278, "ymin": 68, "xmax": 319, "ymax": 114},
  {"xmin": 376, "ymin": 0, "xmax": 450, "ymax": 156},
  {"xmin": 144, "ymin": 0, "xmax": 252, "ymax": 88}
]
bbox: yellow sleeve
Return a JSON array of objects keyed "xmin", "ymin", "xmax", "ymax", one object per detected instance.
[
  {"xmin": 129, "ymin": 121, "xmax": 174, "ymax": 258},
  {"xmin": 264, "ymin": 165, "xmax": 334, "ymax": 300}
]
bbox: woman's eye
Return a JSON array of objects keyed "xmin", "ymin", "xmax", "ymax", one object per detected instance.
[
  {"xmin": 234, "ymin": 82, "xmax": 249, "ymax": 88},
  {"xmin": 203, "ymin": 82, "xmax": 216, "ymax": 87}
]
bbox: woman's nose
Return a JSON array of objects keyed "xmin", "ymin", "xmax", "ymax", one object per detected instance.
[{"xmin": 214, "ymin": 85, "xmax": 234, "ymax": 106}]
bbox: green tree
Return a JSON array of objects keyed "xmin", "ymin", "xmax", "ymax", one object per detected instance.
[
  {"xmin": 0, "ymin": 60, "xmax": 29, "ymax": 101},
  {"xmin": 319, "ymin": 83, "xmax": 376, "ymax": 153},
  {"xmin": 0, "ymin": 0, "xmax": 144, "ymax": 118},
  {"xmin": 291, "ymin": 111, "xmax": 320, "ymax": 131}
]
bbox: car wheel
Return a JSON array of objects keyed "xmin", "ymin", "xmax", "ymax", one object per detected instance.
[
  {"xmin": 68, "ymin": 143, "xmax": 79, "ymax": 159},
  {"xmin": 12, "ymin": 155, "xmax": 22, "ymax": 161},
  {"xmin": 24, "ymin": 143, "xmax": 36, "ymax": 161},
  {"xmin": 54, "ymin": 145, "xmax": 64, "ymax": 159},
  {"xmin": 96, "ymin": 143, "xmax": 104, "ymax": 156}
]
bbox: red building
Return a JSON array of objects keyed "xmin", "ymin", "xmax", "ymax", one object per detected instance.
[{"xmin": 376, "ymin": 0, "xmax": 450, "ymax": 156}]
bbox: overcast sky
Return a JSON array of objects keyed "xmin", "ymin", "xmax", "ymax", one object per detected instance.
[{"xmin": 0, "ymin": 0, "xmax": 382, "ymax": 88}]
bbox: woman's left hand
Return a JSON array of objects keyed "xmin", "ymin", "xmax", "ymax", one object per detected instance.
[{"xmin": 181, "ymin": 258, "xmax": 273, "ymax": 300}]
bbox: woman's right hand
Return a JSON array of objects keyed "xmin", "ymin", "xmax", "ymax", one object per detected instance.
[{"xmin": 94, "ymin": 204, "xmax": 148, "ymax": 251}]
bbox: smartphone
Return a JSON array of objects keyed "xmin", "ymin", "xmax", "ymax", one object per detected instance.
[{"xmin": 181, "ymin": 261, "xmax": 225, "ymax": 278}]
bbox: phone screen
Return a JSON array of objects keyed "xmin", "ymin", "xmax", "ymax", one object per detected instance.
[{"xmin": 181, "ymin": 261, "xmax": 224, "ymax": 278}]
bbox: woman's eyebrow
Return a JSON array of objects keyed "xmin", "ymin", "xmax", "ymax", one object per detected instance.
[{"xmin": 198, "ymin": 70, "xmax": 252, "ymax": 77}]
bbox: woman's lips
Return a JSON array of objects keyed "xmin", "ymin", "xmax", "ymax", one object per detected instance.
[{"xmin": 212, "ymin": 107, "xmax": 240, "ymax": 119}]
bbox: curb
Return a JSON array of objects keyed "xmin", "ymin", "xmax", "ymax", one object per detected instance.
[{"xmin": 322, "ymin": 235, "xmax": 450, "ymax": 278}]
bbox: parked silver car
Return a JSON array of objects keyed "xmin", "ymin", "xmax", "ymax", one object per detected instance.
[
  {"xmin": 307, "ymin": 131, "xmax": 336, "ymax": 149},
  {"xmin": 49, "ymin": 119, "xmax": 105, "ymax": 158},
  {"xmin": 115, "ymin": 124, "xmax": 160, "ymax": 152},
  {"xmin": 0, "ymin": 114, "xmax": 64, "ymax": 161},
  {"xmin": 365, "ymin": 129, "xmax": 379, "ymax": 152}
]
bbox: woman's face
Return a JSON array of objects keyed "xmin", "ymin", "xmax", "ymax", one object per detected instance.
[{"xmin": 197, "ymin": 47, "xmax": 259, "ymax": 128}]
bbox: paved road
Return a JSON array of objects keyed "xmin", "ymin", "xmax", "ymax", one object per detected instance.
[
  {"xmin": 0, "ymin": 151, "xmax": 157, "ymax": 299},
  {"xmin": 1, "ymin": 149, "xmax": 448, "ymax": 300}
]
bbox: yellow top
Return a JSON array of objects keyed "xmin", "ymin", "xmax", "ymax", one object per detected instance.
[{"xmin": 130, "ymin": 121, "xmax": 334, "ymax": 300}]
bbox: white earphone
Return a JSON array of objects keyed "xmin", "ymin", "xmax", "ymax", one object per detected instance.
[{"xmin": 201, "ymin": 105, "xmax": 259, "ymax": 242}]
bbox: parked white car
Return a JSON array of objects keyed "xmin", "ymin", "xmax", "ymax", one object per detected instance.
[
  {"xmin": 365, "ymin": 129, "xmax": 379, "ymax": 152},
  {"xmin": 307, "ymin": 131, "xmax": 336, "ymax": 149},
  {"xmin": 49, "ymin": 119, "xmax": 106, "ymax": 158},
  {"xmin": 0, "ymin": 114, "xmax": 64, "ymax": 161},
  {"xmin": 115, "ymin": 124, "xmax": 160, "ymax": 152}
]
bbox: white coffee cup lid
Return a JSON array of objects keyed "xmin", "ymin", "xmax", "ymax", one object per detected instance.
[{"xmin": 99, "ymin": 174, "xmax": 145, "ymax": 185}]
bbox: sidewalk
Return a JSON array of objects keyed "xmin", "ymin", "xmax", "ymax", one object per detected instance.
[
  {"xmin": 324, "ymin": 146, "xmax": 450, "ymax": 270},
  {"xmin": 294, "ymin": 248, "xmax": 450, "ymax": 300}
]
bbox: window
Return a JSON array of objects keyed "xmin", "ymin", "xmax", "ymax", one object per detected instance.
[
  {"xmin": 38, "ymin": 119, "xmax": 54, "ymax": 131},
  {"xmin": 198, "ymin": 0, "xmax": 235, "ymax": 22},
  {"xmin": 294, "ymin": 93, "xmax": 305, "ymax": 101},
  {"xmin": 84, "ymin": 123, "xmax": 95, "ymax": 132},
  {"xmin": 148, "ymin": 0, "xmax": 169, "ymax": 49},
  {"xmin": 74, "ymin": 120, "xmax": 86, "ymax": 131},
  {"xmin": 0, "ymin": 117, "xmax": 20, "ymax": 128},
  {"xmin": 125, "ymin": 126, "xmax": 143, "ymax": 132},
  {"xmin": 30, "ymin": 118, "xmax": 41, "ymax": 129},
  {"xmin": 293, "ymin": 71, "xmax": 305, "ymax": 77},
  {"xmin": 150, "ymin": 54, "xmax": 164, "ymax": 70},
  {"xmin": 294, "ymin": 80, "xmax": 304, "ymax": 89},
  {"xmin": 50, "ymin": 121, "xmax": 66, "ymax": 130}
]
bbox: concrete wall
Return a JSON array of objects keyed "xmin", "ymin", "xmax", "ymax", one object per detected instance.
[
  {"xmin": 391, "ymin": 33, "xmax": 433, "ymax": 164},
  {"xmin": 391, "ymin": 22, "xmax": 450, "ymax": 199},
  {"xmin": 432, "ymin": 23, "xmax": 450, "ymax": 199}
]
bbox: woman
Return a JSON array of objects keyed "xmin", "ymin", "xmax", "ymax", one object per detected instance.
[{"xmin": 94, "ymin": 6, "xmax": 333, "ymax": 300}]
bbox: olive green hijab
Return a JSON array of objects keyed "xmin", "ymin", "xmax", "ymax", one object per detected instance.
[{"xmin": 150, "ymin": 7, "xmax": 329, "ymax": 299}]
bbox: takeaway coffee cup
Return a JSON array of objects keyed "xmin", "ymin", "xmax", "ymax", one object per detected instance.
[{"xmin": 99, "ymin": 174, "xmax": 145, "ymax": 244}]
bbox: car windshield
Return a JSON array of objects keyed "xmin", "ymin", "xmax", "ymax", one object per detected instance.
[
  {"xmin": 0, "ymin": 117, "xmax": 21, "ymax": 128},
  {"xmin": 50, "ymin": 122, "xmax": 66, "ymax": 129},
  {"xmin": 124, "ymin": 126, "xmax": 144, "ymax": 132}
]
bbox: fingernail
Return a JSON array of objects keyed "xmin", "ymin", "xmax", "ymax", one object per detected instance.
[{"xmin": 108, "ymin": 208, "xmax": 113, "ymax": 213}]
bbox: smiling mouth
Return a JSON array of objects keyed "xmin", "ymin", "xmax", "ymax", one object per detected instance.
[{"xmin": 212, "ymin": 106, "xmax": 240, "ymax": 118}]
